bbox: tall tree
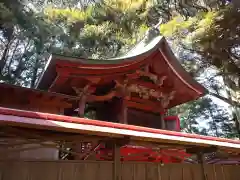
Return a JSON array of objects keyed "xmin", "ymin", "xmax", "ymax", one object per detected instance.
[
  {"xmin": 160, "ymin": 3, "xmax": 240, "ymax": 137},
  {"xmin": 169, "ymin": 96, "xmax": 238, "ymax": 138},
  {"xmin": 0, "ymin": 0, "xmax": 152, "ymax": 86}
]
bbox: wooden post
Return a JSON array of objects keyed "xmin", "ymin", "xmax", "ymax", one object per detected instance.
[
  {"xmin": 120, "ymin": 99, "xmax": 128, "ymax": 124},
  {"xmin": 78, "ymin": 94, "xmax": 87, "ymax": 117},
  {"xmin": 160, "ymin": 114, "xmax": 166, "ymax": 129},
  {"xmin": 157, "ymin": 163, "xmax": 162, "ymax": 180},
  {"xmin": 197, "ymin": 152, "xmax": 207, "ymax": 180},
  {"xmin": 113, "ymin": 140, "xmax": 121, "ymax": 180},
  {"xmin": 73, "ymin": 85, "xmax": 91, "ymax": 118},
  {"xmin": 117, "ymin": 78, "xmax": 129, "ymax": 124}
]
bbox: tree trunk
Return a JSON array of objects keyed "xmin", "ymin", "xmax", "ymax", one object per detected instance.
[
  {"xmin": 0, "ymin": 41, "xmax": 11, "ymax": 73},
  {"xmin": 232, "ymin": 111, "xmax": 240, "ymax": 139},
  {"xmin": 30, "ymin": 57, "xmax": 40, "ymax": 88},
  {"xmin": 223, "ymin": 76, "xmax": 240, "ymax": 139}
]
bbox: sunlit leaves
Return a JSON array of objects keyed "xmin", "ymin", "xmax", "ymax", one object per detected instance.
[
  {"xmin": 162, "ymin": 4, "xmax": 240, "ymax": 137},
  {"xmin": 41, "ymin": 0, "xmax": 152, "ymax": 58},
  {"xmin": 104, "ymin": 0, "xmax": 150, "ymax": 12},
  {"xmin": 44, "ymin": 7, "xmax": 90, "ymax": 23},
  {"xmin": 160, "ymin": 11, "xmax": 218, "ymax": 45}
]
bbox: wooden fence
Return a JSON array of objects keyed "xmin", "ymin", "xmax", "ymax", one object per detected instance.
[{"xmin": 0, "ymin": 161, "xmax": 239, "ymax": 180}]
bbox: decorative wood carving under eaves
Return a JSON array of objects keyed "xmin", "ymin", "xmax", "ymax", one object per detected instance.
[
  {"xmin": 135, "ymin": 70, "xmax": 167, "ymax": 86},
  {"xmin": 115, "ymin": 80, "xmax": 176, "ymax": 108},
  {"xmin": 127, "ymin": 84, "xmax": 176, "ymax": 107},
  {"xmin": 72, "ymin": 76, "xmax": 175, "ymax": 110}
]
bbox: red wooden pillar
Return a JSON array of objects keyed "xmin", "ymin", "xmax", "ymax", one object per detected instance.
[
  {"xmin": 78, "ymin": 94, "xmax": 87, "ymax": 117},
  {"xmin": 160, "ymin": 110, "xmax": 166, "ymax": 129},
  {"xmin": 161, "ymin": 114, "xmax": 166, "ymax": 129},
  {"xmin": 119, "ymin": 99, "xmax": 128, "ymax": 124},
  {"xmin": 117, "ymin": 80, "xmax": 129, "ymax": 124},
  {"xmin": 74, "ymin": 84, "xmax": 94, "ymax": 118}
]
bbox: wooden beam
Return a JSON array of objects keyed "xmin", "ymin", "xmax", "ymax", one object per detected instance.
[
  {"xmin": 118, "ymin": 78, "xmax": 168, "ymax": 92},
  {"xmin": 87, "ymin": 91, "xmax": 119, "ymax": 102},
  {"xmin": 126, "ymin": 100, "xmax": 164, "ymax": 113},
  {"xmin": 129, "ymin": 140, "xmax": 182, "ymax": 149},
  {"xmin": 49, "ymin": 75, "xmax": 69, "ymax": 92},
  {"xmin": 129, "ymin": 97, "xmax": 162, "ymax": 106},
  {"xmin": 73, "ymin": 85, "xmax": 91, "ymax": 117},
  {"xmin": 186, "ymin": 146, "xmax": 217, "ymax": 154},
  {"xmin": 29, "ymin": 97, "xmax": 72, "ymax": 108},
  {"xmin": 85, "ymin": 77, "xmax": 101, "ymax": 84}
]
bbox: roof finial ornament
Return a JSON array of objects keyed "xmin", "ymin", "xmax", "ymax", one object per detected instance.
[
  {"xmin": 154, "ymin": 18, "xmax": 163, "ymax": 29},
  {"xmin": 145, "ymin": 19, "xmax": 163, "ymax": 44}
]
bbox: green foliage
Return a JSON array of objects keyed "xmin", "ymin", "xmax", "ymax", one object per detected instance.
[
  {"xmin": 161, "ymin": 3, "xmax": 240, "ymax": 138},
  {"xmin": 0, "ymin": 0, "xmax": 153, "ymax": 87},
  {"xmin": 169, "ymin": 97, "xmax": 238, "ymax": 138},
  {"xmin": 160, "ymin": 11, "xmax": 218, "ymax": 43},
  {"xmin": 160, "ymin": 6, "xmax": 239, "ymax": 98},
  {"xmin": 104, "ymin": 0, "xmax": 150, "ymax": 11},
  {"xmin": 45, "ymin": 7, "xmax": 90, "ymax": 22},
  {"xmin": 1, "ymin": 0, "xmax": 226, "ymax": 87},
  {"xmin": 42, "ymin": 0, "xmax": 152, "ymax": 58}
]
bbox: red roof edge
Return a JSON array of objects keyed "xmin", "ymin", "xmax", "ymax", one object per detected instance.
[{"xmin": 0, "ymin": 107, "xmax": 239, "ymax": 145}]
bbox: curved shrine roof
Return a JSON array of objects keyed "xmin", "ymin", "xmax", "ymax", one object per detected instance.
[{"xmin": 36, "ymin": 36, "xmax": 207, "ymax": 109}]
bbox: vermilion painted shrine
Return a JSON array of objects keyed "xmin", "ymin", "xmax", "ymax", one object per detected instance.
[{"xmin": 0, "ymin": 36, "xmax": 239, "ymax": 166}]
